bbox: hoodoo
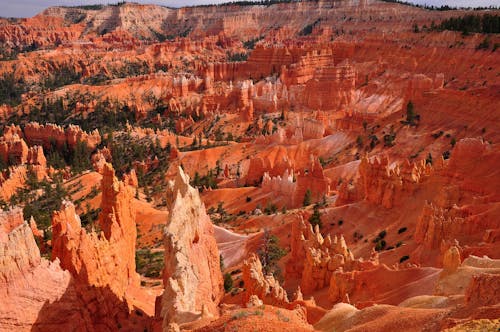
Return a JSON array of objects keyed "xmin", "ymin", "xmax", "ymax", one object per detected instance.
[
  {"xmin": 0, "ymin": 0, "xmax": 499, "ymax": 330},
  {"xmin": 160, "ymin": 166, "xmax": 223, "ymax": 329}
]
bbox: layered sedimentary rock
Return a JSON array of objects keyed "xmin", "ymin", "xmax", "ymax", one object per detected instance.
[
  {"xmin": 0, "ymin": 160, "xmax": 154, "ymax": 331},
  {"xmin": 302, "ymin": 63, "xmax": 356, "ymax": 111},
  {"xmin": 441, "ymin": 246, "xmax": 461, "ymax": 275},
  {"xmin": 261, "ymin": 169, "xmax": 295, "ymax": 198},
  {"xmin": 26, "ymin": 145, "xmax": 46, "ymax": 167},
  {"xmin": 1, "ymin": 1, "xmax": 499, "ymax": 330},
  {"xmin": 24, "ymin": 122, "xmax": 101, "ymax": 150},
  {"xmin": 246, "ymin": 152, "xmax": 294, "ymax": 186},
  {"xmin": 281, "ymin": 49, "xmax": 336, "ymax": 86},
  {"xmin": 160, "ymin": 166, "xmax": 223, "ymax": 329},
  {"xmin": 257, "ymin": 158, "xmax": 328, "ymax": 208},
  {"xmin": 294, "ymin": 159, "xmax": 329, "ymax": 207},
  {"xmin": 302, "ymin": 233, "xmax": 355, "ymax": 295},
  {"xmin": 464, "ymin": 273, "xmax": 500, "ymax": 306},
  {"xmin": 404, "ymin": 73, "xmax": 444, "ymax": 104},
  {"xmin": 327, "ymin": 264, "xmax": 440, "ymax": 306},
  {"xmin": 242, "ymin": 253, "xmax": 289, "ymax": 307},
  {"xmin": 286, "ymin": 217, "xmax": 360, "ymax": 295},
  {"xmin": 414, "ymin": 202, "xmax": 471, "ymax": 250},
  {"xmin": 358, "ymin": 156, "xmax": 433, "ymax": 209},
  {"xmin": 91, "ymin": 147, "xmax": 112, "ymax": 172},
  {"xmin": 27, "ymin": 146, "xmax": 47, "ymax": 180},
  {"xmin": 0, "ymin": 166, "xmax": 27, "ymax": 201},
  {"xmin": 414, "ymin": 138, "xmax": 499, "ymax": 257},
  {"xmin": 434, "ymin": 255, "xmax": 500, "ymax": 298},
  {"xmin": 0, "ymin": 209, "xmax": 88, "ymax": 331},
  {"xmin": 51, "ymin": 162, "xmax": 139, "ymax": 298},
  {"xmin": 0, "ymin": 208, "xmax": 42, "ymax": 282},
  {"xmin": 0, "ymin": 15, "xmax": 83, "ymax": 51},
  {"xmin": 0, "ymin": 127, "xmax": 47, "ymax": 182},
  {"xmin": 0, "ymin": 130, "xmax": 29, "ymax": 165}
]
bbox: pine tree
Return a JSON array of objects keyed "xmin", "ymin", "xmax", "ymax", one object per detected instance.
[
  {"xmin": 303, "ymin": 189, "xmax": 312, "ymax": 206},
  {"xmin": 426, "ymin": 153, "xmax": 433, "ymax": 165},
  {"xmin": 308, "ymin": 204, "xmax": 322, "ymax": 229},
  {"xmin": 406, "ymin": 101, "xmax": 415, "ymax": 124},
  {"xmin": 223, "ymin": 273, "xmax": 233, "ymax": 292},
  {"xmin": 193, "ymin": 171, "xmax": 201, "ymax": 187},
  {"xmin": 258, "ymin": 229, "xmax": 287, "ymax": 280}
]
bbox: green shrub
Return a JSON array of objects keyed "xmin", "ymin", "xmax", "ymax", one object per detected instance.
[
  {"xmin": 0, "ymin": 72, "xmax": 25, "ymax": 106},
  {"xmin": 135, "ymin": 249, "xmax": 164, "ymax": 278},
  {"xmin": 303, "ymin": 189, "xmax": 312, "ymax": 206},
  {"xmin": 400, "ymin": 255, "xmax": 410, "ymax": 263},
  {"xmin": 224, "ymin": 273, "xmax": 233, "ymax": 292},
  {"xmin": 375, "ymin": 240, "xmax": 386, "ymax": 251}
]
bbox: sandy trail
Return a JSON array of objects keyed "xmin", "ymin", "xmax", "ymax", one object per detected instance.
[{"xmin": 214, "ymin": 225, "xmax": 252, "ymax": 268}]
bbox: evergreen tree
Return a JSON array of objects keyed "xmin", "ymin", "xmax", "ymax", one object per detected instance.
[
  {"xmin": 193, "ymin": 171, "xmax": 201, "ymax": 187},
  {"xmin": 258, "ymin": 229, "xmax": 287, "ymax": 280},
  {"xmin": 223, "ymin": 273, "xmax": 233, "ymax": 292},
  {"xmin": 426, "ymin": 152, "xmax": 433, "ymax": 165},
  {"xmin": 71, "ymin": 140, "xmax": 91, "ymax": 173},
  {"xmin": 303, "ymin": 189, "xmax": 312, "ymax": 206},
  {"xmin": 309, "ymin": 204, "xmax": 322, "ymax": 229},
  {"xmin": 406, "ymin": 101, "xmax": 415, "ymax": 124}
]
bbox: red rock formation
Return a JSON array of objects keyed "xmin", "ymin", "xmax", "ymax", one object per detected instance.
[
  {"xmin": 242, "ymin": 253, "xmax": 289, "ymax": 307},
  {"xmin": 246, "ymin": 153, "xmax": 293, "ymax": 186},
  {"xmin": 1, "ymin": 206, "xmax": 151, "ymax": 331},
  {"xmin": 0, "ymin": 15, "xmax": 83, "ymax": 52},
  {"xmin": 441, "ymin": 245, "xmax": 461, "ymax": 276},
  {"xmin": 404, "ymin": 73, "xmax": 444, "ymax": 105},
  {"xmin": 0, "ymin": 209, "xmax": 41, "ymax": 280},
  {"xmin": 303, "ymin": 63, "xmax": 356, "ymax": 111},
  {"xmin": 123, "ymin": 169, "xmax": 139, "ymax": 187},
  {"xmin": 261, "ymin": 169, "xmax": 295, "ymax": 198},
  {"xmin": 27, "ymin": 146, "xmax": 47, "ymax": 180},
  {"xmin": 51, "ymin": 162, "xmax": 139, "ymax": 297},
  {"xmin": 435, "ymin": 255, "xmax": 500, "ymax": 299},
  {"xmin": 91, "ymin": 147, "xmax": 112, "ymax": 172},
  {"xmin": 175, "ymin": 117, "xmax": 195, "ymax": 134},
  {"xmin": 0, "ymin": 126, "xmax": 47, "ymax": 182},
  {"xmin": 328, "ymin": 264, "xmax": 440, "ymax": 306},
  {"xmin": 26, "ymin": 146, "xmax": 46, "ymax": 167},
  {"xmin": 414, "ymin": 202, "xmax": 472, "ymax": 250},
  {"xmin": 170, "ymin": 145, "xmax": 180, "ymax": 160},
  {"xmin": 258, "ymin": 157, "xmax": 328, "ymax": 208},
  {"xmin": 464, "ymin": 273, "xmax": 500, "ymax": 306},
  {"xmin": 294, "ymin": 159, "xmax": 329, "ymax": 207},
  {"xmin": 281, "ymin": 49, "xmax": 336, "ymax": 86},
  {"xmin": 286, "ymin": 216, "xmax": 358, "ymax": 295},
  {"xmin": 24, "ymin": 122, "xmax": 101, "ymax": 150},
  {"xmin": 358, "ymin": 156, "xmax": 432, "ymax": 209},
  {"xmin": 160, "ymin": 166, "xmax": 223, "ymax": 329},
  {"xmin": 0, "ymin": 105, "xmax": 14, "ymax": 119},
  {"xmin": 0, "ymin": 208, "xmax": 89, "ymax": 331},
  {"xmin": 1, "ymin": 1, "xmax": 500, "ymax": 330},
  {"xmin": 0, "ymin": 166, "xmax": 27, "ymax": 201},
  {"xmin": 0, "ymin": 130, "xmax": 29, "ymax": 165}
]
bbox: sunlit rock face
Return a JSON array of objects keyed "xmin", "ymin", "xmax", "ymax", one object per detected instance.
[
  {"xmin": 0, "ymin": 0, "xmax": 499, "ymax": 331},
  {"xmin": 160, "ymin": 166, "xmax": 223, "ymax": 330}
]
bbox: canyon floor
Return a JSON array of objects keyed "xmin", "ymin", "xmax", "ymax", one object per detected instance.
[{"xmin": 0, "ymin": 0, "xmax": 499, "ymax": 331}]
